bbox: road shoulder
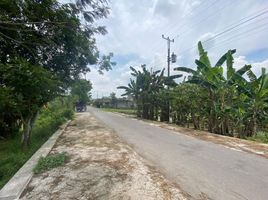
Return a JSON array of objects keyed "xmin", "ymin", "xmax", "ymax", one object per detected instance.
[{"xmin": 20, "ymin": 112, "xmax": 188, "ymax": 200}]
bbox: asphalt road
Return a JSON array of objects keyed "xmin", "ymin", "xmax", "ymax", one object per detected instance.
[{"xmin": 89, "ymin": 107, "xmax": 268, "ymax": 200}]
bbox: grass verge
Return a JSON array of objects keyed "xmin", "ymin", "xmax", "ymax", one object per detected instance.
[
  {"xmin": 0, "ymin": 98, "xmax": 74, "ymax": 189},
  {"xmin": 247, "ymin": 131, "xmax": 268, "ymax": 144},
  {"xmin": 33, "ymin": 153, "xmax": 68, "ymax": 174},
  {"xmin": 101, "ymin": 108, "xmax": 136, "ymax": 115}
]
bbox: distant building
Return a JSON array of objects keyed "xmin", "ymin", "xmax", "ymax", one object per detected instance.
[
  {"xmin": 116, "ymin": 97, "xmax": 135, "ymax": 109},
  {"xmin": 93, "ymin": 96, "xmax": 135, "ymax": 109}
]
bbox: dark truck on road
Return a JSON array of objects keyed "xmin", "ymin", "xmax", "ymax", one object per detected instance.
[{"xmin": 75, "ymin": 101, "xmax": 87, "ymax": 112}]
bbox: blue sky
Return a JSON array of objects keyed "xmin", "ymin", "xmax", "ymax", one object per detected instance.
[{"xmin": 86, "ymin": 0, "xmax": 268, "ymax": 98}]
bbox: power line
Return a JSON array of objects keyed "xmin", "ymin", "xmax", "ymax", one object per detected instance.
[
  {"xmin": 161, "ymin": 0, "xmax": 215, "ymax": 38},
  {"xmin": 166, "ymin": 0, "xmax": 220, "ymax": 38},
  {"xmin": 148, "ymin": 0, "xmax": 220, "ymax": 53},
  {"xmin": 149, "ymin": 1, "xmax": 238, "ymax": 59},
  {"xmin": 171, "ymin": 0, "xmax": 237, "ymax": 39},
  {"xmin": 179, "ymin": 7, "xmax": 268, "ymax": 55},
  {"xmin": 176, "ymin": 21, "xmax": 268, "ymax": 69},
  {"xmin": 206, "ymin": 20, "xmax": 268, "ymax": 52}
]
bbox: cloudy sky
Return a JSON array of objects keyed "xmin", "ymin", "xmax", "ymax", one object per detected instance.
[{"xmin": 86, "ymin": 0, "xmax": 268, "ymax": 98}]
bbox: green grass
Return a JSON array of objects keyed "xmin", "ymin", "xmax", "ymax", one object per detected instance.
[
  {"xmin": 101, "ymin": 108, "xmax": 137, "ymax": 115},
  {"xmin": 33, "ymin": 153, "xmax": 68, "ymax": 174},
  {"xmin": 0, "ymin": 98, "xmax": 74, "ymax": 189},
  {"xmin": 247, "ymin": 131, "xmax": 268, "ymax": 143}
]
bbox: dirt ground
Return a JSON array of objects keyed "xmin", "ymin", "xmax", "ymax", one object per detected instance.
[{"xmin": 20, "ymin": 112, "xmax": 188, "ymax": 200}]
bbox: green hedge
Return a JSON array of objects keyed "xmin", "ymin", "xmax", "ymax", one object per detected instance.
[{"xmin": 0, "ymin": 97, "xmax": 74, "ymax": 189}]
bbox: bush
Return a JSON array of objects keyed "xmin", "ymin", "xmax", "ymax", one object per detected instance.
[
  {"xmin": 0, "ymin": 97, "xmax": 74, "ymax": 189},
  {"xmin": 33, "ymin": 153, "xmax": 68, "ymax": 174},
  {"xmin": 247, "ymin": 131, "xmax": 268, "ymax": 143}
]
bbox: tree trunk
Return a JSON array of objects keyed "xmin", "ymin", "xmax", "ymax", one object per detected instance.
[
  {"xmin": 21, "ymin": 115, "xmax": 32, "ymax": 148},
  {"xmin": 21, "ymin": 111, "xmax": 39, "ymax": 148},
  {"xmin": 252, "ymin": 109, "xmax": 257, "ymax": 136}
]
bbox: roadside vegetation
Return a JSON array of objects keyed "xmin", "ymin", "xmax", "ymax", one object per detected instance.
[
  {"xmin": 33, "ymin": 153, "xmax": 68, "ymax": 174},
  {"xmin": 0, "ymin": 98, "xmax": 73, "ymax": 188},
  {"xmin": 0, "ymin": 0, "xmax": 114, "ymax": 189},
  {"xmin": 101, "ymin": 108, "xmax": 137, "ymax": 115},
  {"xmin": 118, "ymin": 42, "xmax": 268, "ymax": 141},
  {"xmin": 247, "ymin": 132, "xmax": 268, "ymax": 143}
]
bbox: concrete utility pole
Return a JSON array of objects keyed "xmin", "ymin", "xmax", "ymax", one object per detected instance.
[
  {"xmin": 162, "ymin": 34, "xmax": 175, "ymax": 122},
  {"xmin": 162, "ymin": 34, "xmax": 174, "ymax": 78}
]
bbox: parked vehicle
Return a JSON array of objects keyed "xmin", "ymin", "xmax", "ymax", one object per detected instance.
[{"xmin": 75, "ymin": 101, "xmax": 87, "ymax": 112}]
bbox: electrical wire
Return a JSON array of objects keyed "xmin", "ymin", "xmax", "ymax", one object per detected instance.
[
  {"xmin": 148, "ymin": 0, "xmax": 220, "ymax": 53},
  {"xmin": 179, "ymin": 7, "xmax": 268, "ymax": 55}
]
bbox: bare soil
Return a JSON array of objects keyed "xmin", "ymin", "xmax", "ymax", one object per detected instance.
[{"xmin": 20, "ymin": 112, "xmax": 188, "ymax": 200}]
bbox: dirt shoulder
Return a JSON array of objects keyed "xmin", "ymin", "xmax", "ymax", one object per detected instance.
[{"xmin": 20, "ymin": 112, "xmax": 188, "ymax": 200}]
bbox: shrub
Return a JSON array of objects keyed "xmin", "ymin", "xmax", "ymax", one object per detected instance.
[
  {"xmin": 33, "ymin": 153, "xmax": 68, "ymax": 174},
  {"xmin": 247, "ymin": 131, "xmax": 268, "ymax": 143},
  {"xmin": 0, "ymin": 97, "xmax": 74, "ymax": 189}
]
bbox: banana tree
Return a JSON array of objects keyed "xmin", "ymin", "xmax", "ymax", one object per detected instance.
[
  {"xmin": 118, "ymin": 65, "xmax": 181, "ymax": 120},
  {"xmin": 240, "ymin": 68, "xmax": 268, "ymax": 136},
  {"xmin": 174, "ymin": 41, "xmax": 251, "ymax": 135}
]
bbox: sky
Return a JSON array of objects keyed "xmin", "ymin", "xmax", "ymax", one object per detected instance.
[{"xmin": 85, "ymin": 0, "xmax": 268, "ymax": 98}]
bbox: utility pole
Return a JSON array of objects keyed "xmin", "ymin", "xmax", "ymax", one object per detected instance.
[
  {"xmin": 162, "ymin": 34, "xmax": 174, "ymax": 78},
  {"xmin": 162, "ymin": 34, "xmax": 175, "ymax": 122}
]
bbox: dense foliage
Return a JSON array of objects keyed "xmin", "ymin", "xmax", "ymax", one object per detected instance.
[
  {"xmin": 71, "ymin": 79, "xmax": 92, "ymax": 105},
  {"xmin": 119, "ymin": 42, "xmax": 268, "ymax": 138},
  {"xmin": 0, "ymin": 0, "xmax": 113, "ymax": 146},
  {"xmin": 0, "ymin": 97, "xmax": 74, "ymax": 189},
  {"xmin": 118, "ymin": 65, "xmax": 181, "ymax": 121},
  {"xmin": 174, "ymin": 42, "xmax": 268, "ymax": 137}
]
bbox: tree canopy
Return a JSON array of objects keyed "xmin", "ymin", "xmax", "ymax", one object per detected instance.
[
  {"xmin": 71, "ymin": 79, "xmax": 92, "ymax": 104},
  {"xmin": 0, "ymin": 0, "xmax": 114, "ymax": 147},
  {"xmin": 119, "ymin": 42, "xmax": 268, "ymax": 138}
]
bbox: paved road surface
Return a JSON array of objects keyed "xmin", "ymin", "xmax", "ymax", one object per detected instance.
[{"xmin": 89, "ymin": 107, "xmax": 268, "ymax": 200}]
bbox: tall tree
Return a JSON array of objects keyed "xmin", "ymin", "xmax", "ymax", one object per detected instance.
[
  {"xmin": 0, "ymin": 60, "xmax": 60, "ymax": 147},
  {"xmin": 0, "ymin": 0, "xmax": 114, "ymax": 146},
  {"xmin": 71, "ymin": 79, "xmax": 92, "ymax": 105},
  {"xmin": 174, "ymin": 41, "xmax": 267, "ymax": 137},
  {"xmin": 118, "ymin": 65, "xmax": 181, "ymax": 120}
]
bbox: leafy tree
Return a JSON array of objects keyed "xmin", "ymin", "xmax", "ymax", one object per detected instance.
[
  {"xmin": 171, "ymin": 83, "xmax": 207, "ymax": 129},
  {"xmin": 238, "ymin": 68, "xmax": 268, "ymax": 136},
  {"xmin": 118, "ymin": 65, "xmax": 181, "ymax": 120},
  {"xmin": 0, "ymin": 60, "xmax": 60, "ymax": 147},
  {"xmin": 110, "ymin": 92, "xmax": 118, "ymax": 108},
  {"xmin": 174, "ymin": 41, "xmax": 267, "ymax": 137},
  {"xmin": 0, "ymin": 0, "xmax": 112, "ymax": 83},
  {"xmin": 0, "ymin": 0, "xmax": 114, "ymax": 146},
  {"xmin": 71, "ymin": 79, "xmax": 92, "ymax": 105}
]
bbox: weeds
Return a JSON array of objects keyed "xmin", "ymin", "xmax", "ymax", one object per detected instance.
[
  {"xmin": 33, "ymin": 153, "xmax": 68, "ymax": 174},
  {"xmin": 0, "ymin": 97, "xmax": 74, "ymax": 189},
  {"xmin": 247, "ymin": 131, "xmax": 268, "ymax": 143},
  {"xmin": 101, "ymin": 108, "xmax": 136, "ymax": 115}
]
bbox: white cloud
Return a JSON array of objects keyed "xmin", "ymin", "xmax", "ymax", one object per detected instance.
[
  {"xmin": 234, "ymin": 56, "xmax": 268, "ymax": 77},
  {"xmin": 88, "ymin": 0, "xmax": 268, "ymax": 97},
  {"xmin": 233, "ymin": 56, "xmax": 248, "ymax": 69}
]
